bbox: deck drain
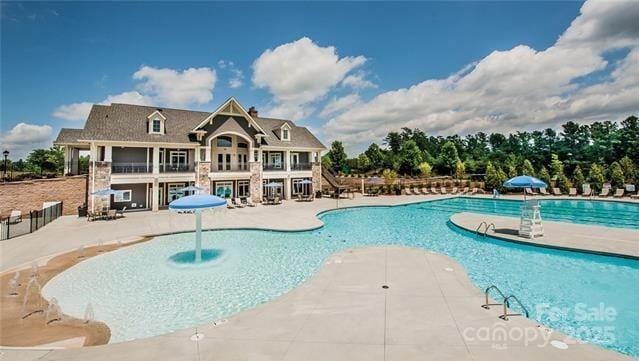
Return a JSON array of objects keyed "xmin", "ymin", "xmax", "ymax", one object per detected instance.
[
  {"xmin": 190, "ymin": 332, "xmax": 205, "ymax": 341},
  {"xmin": 382, "ymin": 285, "xmax": 389, "ymax": 289},
  {"xmin": 550, "ymin": 340, "xmax": 568, "ymax": 349},
  {"xmin": 444, "ymin": 267, "xmax": 454, "ymax": 272}
]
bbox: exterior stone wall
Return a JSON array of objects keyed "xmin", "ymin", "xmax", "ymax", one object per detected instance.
[
  {"xmin": 0, "ymin": 175, "xmax": 87, "ymax": 218},
  {"xmin": 88, "ymin": 161, "xmax": 111, "ymax": 212},
  {"xmin": 196, "ymin": 162, "xmax": 211, "ymax": 194},
  {"xmin": 250, "ymin": 161, "xmax": 263, "ymax": 202},
  {"xmin": 311, "ymin": 163, "xmax": 322, "ymax": 195}
]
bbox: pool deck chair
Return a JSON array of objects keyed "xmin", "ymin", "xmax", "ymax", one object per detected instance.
[
  {"xmin": 226, "ymin": 199, "xmax": 236, "ymax": 209},
  {"xmin": 539, "ymin": 187, "xmax": 550, "ymax": 196},
  {"xmin": 598, "ymin": 188, "xmax": 610, "ymax": 197},
  {"xmin": 421, "ymin": 187, "xmax": 430, "ymax": 195},
  {"xmin": 469, "ymin": 188, "xmax": 478, "ymax": 195},
  {"xmin": 460, "ymin": 187, "xmax": 469, "ymax": 194},
  {"xmin": 450, "ymin": 187, "xmax": 458, "ymax": 194},
  {"xmin": 440, "ymin": 187, "xmax": 448, "ymax": 194},
  {"xmin": 525, "ymin": 188, "xmax": 537, "ymax": 196},
  {"xmin": 431, "ymin": 187, "xmax": 439, "ymax": 194},
  {"xmin": 613, "ymin": 188, "xmax": 624, "ymax": 198},
  {"xmin": 568, "ymin": 188, "xmax": 577, "ymax": 196},
  {"xmin": 582, "ymin": 186, "xmax": 592, "ymax": 197},
  {"xmin": 244, "ymin": 198, "xmax": 257, "ymax": 207},
  {"xmin": 552, "ymin": 187, "xmax": 562, "ymax": 196},
  {"xmin": 413, "ymin": 188, "xmax": 422, "ymax": 195},
  {"xmin": 233, "ymin": 198, "xmax": 245, "ymax": 208},
  {"xmin": 8, "ymin": 210, "xmax": 22, "ymax": 224},
  {"xmin": 404, "ymin": 187, "xmax": 413, "ymax": 195},
  {"xmin": 631, "ymin": 191, "xmax": 639, "ymax": 199}
]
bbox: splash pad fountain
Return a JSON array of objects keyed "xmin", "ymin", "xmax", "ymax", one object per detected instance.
[{"xmin": 168, "ymin": 194, "xmax": 226, "ymax": 264}]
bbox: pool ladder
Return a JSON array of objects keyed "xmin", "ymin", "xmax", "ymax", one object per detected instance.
[
  {"xmin": 475, "ymin": 221, "xmax": 496, "ymax": 236},
  {"xmin": 482, "ymin": 285, "xmax": 530, "ymax": 320}
]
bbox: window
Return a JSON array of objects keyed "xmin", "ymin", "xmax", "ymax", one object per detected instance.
[
  {"xmin": 237, "ymin": 142, "xmax": 248, "ymax": 149},
  {"xmin": 282, "ymin": 129, "xmax": 289, "ymax": 140},
  {"xmin": 167, "ymin": 183, "xmax": 186, "ymax": 202},
  {"xmin": 151, "ymin": 119, "xmax": 162, "ymax": 134},
  {"xmin": 217, "ymin": 136, "xmax": 232, "ymax": 147},
  {"xmin": 269, "ymin": 153, "xmax": 282, "ymax": 168},
  {"xmin": 237, "ymin": 180, "xmax": 250, "ymax": 197},
  {"xmin": 292, "ymin": 178, "xmax": 311, "ymax": 195},
  {"xmin": 114, "ymin": 190, "xmax": 132, "ymax": 202},
  {"xmin": 215, "ymin": 181, "xmax": 233, "ymax": 198}
]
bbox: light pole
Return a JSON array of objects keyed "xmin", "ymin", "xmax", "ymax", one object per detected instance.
[{"xmin": 2, "ymin": 150, "xmax": 9, "ymax": 182}]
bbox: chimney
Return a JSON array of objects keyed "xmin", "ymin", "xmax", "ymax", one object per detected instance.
[{"xmin": 248, "ymin": 106, "xmax": 258, "ymax": 118}]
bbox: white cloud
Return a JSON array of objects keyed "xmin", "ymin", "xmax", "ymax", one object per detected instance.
[
  {"xmin": 229, "ymin": 69, "xmax": 244, "ymax": 89},
  {"xmin": 52, "ymin": 102, "xmax": 93, "ymax": 121},
  {"xmin": 133, "ymin": 66, "xmax": 216, "ymax": 107},
  {"xmin": 320, "ymin": 94, "xmax": 361, "ymax": 117},
  {"xmin": 342, "ymin": 72, "xmax": 376, "ymax": 89},
  {"xmin": 324, "ymin": 0, "xmax": 639, "ymax": 153},
  {"xmin": 0, "ymin": 123, "xmax": 53, "ymax": 158},
  {"xmin": 53, "ymin": 66, "xmax": 216, "ymax": 121},
  {"xmin": 253, "ymin": 37, "xmax": 366, "ymax": 119}
]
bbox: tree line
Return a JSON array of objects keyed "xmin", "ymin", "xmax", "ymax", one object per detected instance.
[
  {"xmin": 2, "ymin": 147, "xmax": 89, "ymax": 180},
  {"xmin": 323, "ymin": 115, "xmax": 639, "ymax": 191}
]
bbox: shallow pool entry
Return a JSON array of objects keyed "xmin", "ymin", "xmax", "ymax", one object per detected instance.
[{"xmin": 42, "ymin": 198, "xmax": 639, "ymax": 356}]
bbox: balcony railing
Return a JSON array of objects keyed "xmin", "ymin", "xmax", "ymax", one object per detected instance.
[
  {"xmin": 159, "ymin": 163, "xmax": 195, "ymax": 173},
  {"xmin": 211, "ymin": 163, "xmax": 250, "ymax": 172},
  {"xmin": 112, "ymin": 162, "xmax": 152, "ymax": 174},
  {"xmin": 291, "ymin": 162, "xmax": 312, "ymax": 171},
  {"xmin": 263, "ymin": 163, "xmax": 286, "ymax": 171}
]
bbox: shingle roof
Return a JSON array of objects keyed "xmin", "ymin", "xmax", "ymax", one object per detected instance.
[
  {"xmin": 53, "ymin": 128, "xmax": 84, "ymax": 145},
  {"xmin": 255, "ymin": 117, "xmax": 326, "ymax": 149},
  {"xmin": 54, "ymin": 103, "xmax": 325, "ymax": 150},
  {"xmin": 79, "ymin": 104, "xmax": 210, "ymax": 144}
]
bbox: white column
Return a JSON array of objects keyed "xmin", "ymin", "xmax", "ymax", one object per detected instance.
[
  {"xmin": 286, "ymin": 150, "xmax": 291, "ymax": 172},
  {"xmin": 104, "ymin": 145, "xmax": 112, "ymax": 162},
  {"xmin": 152, "ymin": 179, "xmax": 159, "ymax": 212},
  {"xmin": 285, "ymin": 176, "xmax": 292, "ymax": 200},
  {"xmin": 152, "ymin": 146, "xmax": 160, "ymax": 174},
  {"xmin": 63, "ymin": 146, "xmax": 70, "ymax": 175},
  {"xmin": 205, "ymin": 146, "xmax": 211, "ymax": 162}
]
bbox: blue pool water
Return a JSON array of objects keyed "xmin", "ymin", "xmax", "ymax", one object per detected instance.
[{"xmin": 42, "ymin": 198, "xmax": 639, "ymax": 356}]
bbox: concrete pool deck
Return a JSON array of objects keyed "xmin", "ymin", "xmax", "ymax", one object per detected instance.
[
  {"xmin": 2, "ymin": 246, "xmax": 632, "ymax": 361},
  {"xmin": 451, "ymin": 212, "xmax": 639, "ymax": 259}
]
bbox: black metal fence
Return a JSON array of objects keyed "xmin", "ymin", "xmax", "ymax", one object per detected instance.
[{"xmin": 1, "ymin": 202, "xmax": 63, "ymax": 241}]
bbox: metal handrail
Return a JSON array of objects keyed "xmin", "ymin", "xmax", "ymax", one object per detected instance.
[
  {"xmin": 482, "ymin": 285, "xmax": 506, "ymax": 309},
  {"xmin": 484, "ymin": 223, "xmax": 496, "ymax": 235},
  {"xmin": 475, "ymin": 221, "xmax": 488, "ymax": 235},
  {"xmin": 500, "ymin": 295, "xmax": 530, "ymax": 320}
]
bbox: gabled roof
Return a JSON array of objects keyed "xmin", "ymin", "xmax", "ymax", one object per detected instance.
[
  {"xmin": 255, "ymin": 117, "xmax": 325, "ymax": 149},
  {"xmin": 191, "ymin": 97, "xmax": 266, "ymax": 135},
  {"xmin": 206, "ymin": 117, "xmax": 253, "ymax": 142},
  {"xmin": 53, "ymin": 128, "xmax": 84, "ymax": 145}
]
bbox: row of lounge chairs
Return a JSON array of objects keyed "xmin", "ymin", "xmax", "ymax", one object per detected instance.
[
  {"xmin": 226, "ymin": 197, "xmax": 258, "ymax": 209},
  {"xmin": 527, "ymin": 187, "xmax": 637, "ymax": 198},
  {"xmin": 87, "ymin": 207, "xmax": 126, "ymax": 221},
  {"xmin": 404, "ymin": 187, "xmax": 485, "ymax": 195}
]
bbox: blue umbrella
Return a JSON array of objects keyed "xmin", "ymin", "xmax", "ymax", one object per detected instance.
[
  {"xmin": 503, "ymin": 175, "xmax": 547, "ymax": 200},
  {"xmin": 169, "ymin": 194, "xmax": 226, "ymax": 262},
  {"xmin": 264, "ymin": 182, "xmax": 282, "ymax": 187},
  {"xmin": 91, "ymin": 188, "xmax": 117, "ymax": 196}
]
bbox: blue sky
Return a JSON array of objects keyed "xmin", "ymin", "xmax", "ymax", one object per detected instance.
[{"xmin": 2, "ymin": 1, "xmax": 638, "ymax": 158}]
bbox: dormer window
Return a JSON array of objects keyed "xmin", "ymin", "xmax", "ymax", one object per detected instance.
[
  {"xmin": 147, "ymin": 110, "xmax": 166, "ymax": 135},
  {"xmin": 280, "ymin": 123, "xmax": 291, "ymax": 141}
]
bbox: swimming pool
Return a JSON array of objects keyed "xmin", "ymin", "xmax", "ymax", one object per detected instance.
[{"xmin": 42, "ymin": 198, "xmax": 639, "ymax": 356}]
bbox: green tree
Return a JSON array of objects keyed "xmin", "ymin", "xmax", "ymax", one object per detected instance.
[
  {"xmin": 609, "ymin": 161, "xmax": 625, "ymax": 188},
  {"xmin": 538, "ymin": 166, "xmax": 552, "ymax": 188},
  {"xmin": 382, "ymin": 168, "xmax": 398, "ymax": 185},
  {"xmin": 398, "ymin": 139, "xmax": 423, "ymax": 175},
  {"xmin": 437, "ymin": 141, "xmax": 460, "ymax": 175},
  {"xmin": 328, "ymin": 141, "xmax": 347, "ymax": 173},
  {"xmin": 454, "ymin": 160, "xmax": 466, "ymax": 179},
  {"xmin": 521, "ymin": 159, "xmax": 535, "ymax": 176},
  {"xmin": 550, "ymin": 154, "xmax": 564, "ymax": 178},
  {"xmin": 618, "ymin": 156, "xmax": 636, "ymax": 183},
  {"xmin": 384, "ymin": 132, "xmax": 402, "ymax": 153},
  {"xmin": 485, "ymin": 162, "xmax": 503, "ymax": 190},
  {"xmin": 357, "ymin": 153, "xmax": 370, "ymax": 172},
  {"xmin": 572, "ymin": 165, "xmax": 585, "ymax": 188},
  {"xmin": 26, "ymin": 147, "xmax": 64, "ymax": 175},
  {"xmin": 418, "ymin": 162, "xmax": 432, "ymax": 178},
  {"xmin": 558, "ymin": 174, "xmax": 573, "ymax": 193},
  {"xmin": 364, "ymin": 143, "xmax": 384, "ymax": 170},
  {"xmin": 588, "ymin": 164, "xmax": 605, "ymax": 191}
]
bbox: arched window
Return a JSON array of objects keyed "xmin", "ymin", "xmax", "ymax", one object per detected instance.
[{"xmin": 216, "ymin": 136, "xmax": 232, "ymax": 147}]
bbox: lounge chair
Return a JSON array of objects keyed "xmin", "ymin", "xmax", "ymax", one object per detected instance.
[
  {"xmin": 582, "ymin": 187, "xmax": 592, "ymax": 197},
  {"xmin": 450, "ymin": 187, "xmax": 458, "ymax": 194},
  {"xmin": 539, "ymin": 187, "xmax": 550, "ymax": 196},
  {"xmin": 8, "ymin": 210, "xmax": 22, "ymax": 224},
  {"xmin": 226, "ymin": 199, "xmax": 236, "ymax": 209},
  {"xmin": 460, "ymin": 187, "xmax": 469, "ymax": 194},
  {"xmin": 598, "ymin": 187, "xmax": 610, "ymax": 197},
  {"xmin": 568, "ymin": 188, "xmax": 577, "ymax": 196},
  {"xmin": 631, "ymin": 191, "xmax": 639, "ymax": 199},
  {"xmin": 421, "ymin": 187, "xmax": 430, "ymax": 195},
  {"xmin": 107, "ymin": 209, "xmax": 117, "ymax": 220},
  {"xmin": 525, "ymin": 188, "xmax": 537, "ymax": 196},
  {"xmin": 552, "ymin": 188, "xmax": 562, "ymax": 196},
  {"xmin": 413, "ymin": 188, "xmax": 423, "ymax": 195},
  {"xmin": 233, "ymin": 198, "xmax": 245, "ymax": 208},
  {"xmin": 613, "ymin": 188, "xmax": 624, "ymax": 198},
  {"xmin": 440, "ymin": 187, "xmax": 448, "ymax": 194},
  {"xmin": 404, "ymin": 187, "xmax": 413, "ymax": 195},
  {"xmin": 116, "ymin": 206, "xmax": 127, "ymax": 218},
  {"xmin": 243, "ymin": 197, "xmax": 257, "ymax": 207},
  {"xmin": 469, "ymin": 188, "xmax": 478, "ymax": 195},
  {"xmin": 430, "ymin": 187, "xmax": 439, "ymax": 194}
]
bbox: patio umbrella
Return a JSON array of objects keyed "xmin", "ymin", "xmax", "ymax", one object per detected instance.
[
  {"xmin": 169, "ymin": 194, "xmax": 226, "ymax": 263},
  {"xmin": 503, "ymin": 175, "xmax": 547, "ymax": 201},
  {"xmin": 263, "ymin": 181, "xmax": 282, "ymax": 198},
  {"xmin": 299, "ymin": 179, "xmax": 313, "ymax": 195}
]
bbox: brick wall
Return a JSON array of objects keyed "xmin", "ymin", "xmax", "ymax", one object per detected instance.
[{"xmin": 0, "ymin": 175, "xmax": 88, "ymax": 218}]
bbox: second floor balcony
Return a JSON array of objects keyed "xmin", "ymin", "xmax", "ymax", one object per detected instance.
[{"xmin": 111, "ymin": 162, "xmax": 194, "ymax": 174}]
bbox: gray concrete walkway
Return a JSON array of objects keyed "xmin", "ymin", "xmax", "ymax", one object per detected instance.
[
  {"xmin": 450, "ymin": 212, "xmax": 639, "ymax": 258},
  {"xmin": 2, "ymin": 247, "xmax": 630, "ymax": 361}
]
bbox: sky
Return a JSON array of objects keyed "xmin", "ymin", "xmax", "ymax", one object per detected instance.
[{"xmin": 1, "ymin": 1, "xmax": 638, "ymax": 159}]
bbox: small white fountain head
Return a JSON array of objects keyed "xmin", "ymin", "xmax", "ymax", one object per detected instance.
[
  {"xmin": 97, "ymin": 240, "xmax": 104, "ymax": 252},
  {"xmin": 117, "ymin": 240, "xmax": 123, "ymax": 248},
  {"xmin": 21, "ymin": 277, "xmax": 43, "ymax": 318},
  {"xmin": 77, "ymin": 246, "xmax": 85, "ymax": 258},
  {"xmin": 7, "ymin": 278, "xmax": 19, "ymax": 296},
  {"xmin": 84, "ymin": 303, "xmax": 95, "ymax": 323},
  {"xmin": 30, "ymin": 262, "xmax": 39, "ymax": 279},
  {"xmin": 45, "ymin": 297, "xmax": 63, "ymax": 325}
]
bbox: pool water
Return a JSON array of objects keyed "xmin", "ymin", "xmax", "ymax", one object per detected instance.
[{"xmin": 42, "ymin": 198, "xmax": 639, "ymax": 356}]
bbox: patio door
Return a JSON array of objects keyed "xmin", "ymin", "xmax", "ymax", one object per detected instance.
[
  {"xmin": 217, "ymin": 153, "xmax": 232, "ymax": 171},
  {"xmin": 215, "ymin": 181, "xmax": 233, "ymax": 198},
  {"xmin": 170, "ymin": 151, "xmax": 187, "ymax": 171},
  {"xmin": 269, "ymin": 153, "xmax": 282, "ymax": 169},
  {"xmin": 291, "ymin": 153, "xmax": 299, "ymax": 169}
]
